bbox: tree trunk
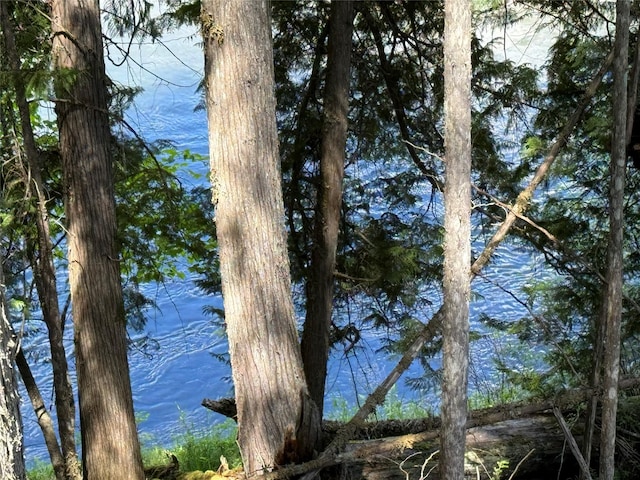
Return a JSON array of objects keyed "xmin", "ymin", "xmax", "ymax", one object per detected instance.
[
  {"xmin": 301, "ymin": 0, "xmax": 354, "ymax": 417},
  {"xmin": 15, "ymin": 350, "xmax": 66, "ymax": 480},
  {"xmin": 0, "ymin": 265, "xmax": 25, "ymax": 480},
  {"xmin": 342, "ymin": 415, "xmax": 568, "ymax": 480},
  {"xmin": 201, "ymin": 1, "xmax": 320, "ymax": 475},
  {"xmin": 441, "ymin": 0, "xmax": 472, "ymax": 479},
  {"xmin": 304, "ymin": 47, "xmax": 614, "ymax": 468},
  {"xmin": 582, "ymin": 20, "xmax": 639, "ymax": 479},
  {"xmin": 261, "ymin": 377, "xmax": 640, "ymax": 480},
  {"xmin": 51, "ymin": 1, "xmax": 145, "ymax": 478},
  {"xmin": 0, "ymin": 3, "xmax": 79, "ymax": 477},
  {"xmin": 598, "ymin": 2, "xmax": 629, "ymax": 479}
]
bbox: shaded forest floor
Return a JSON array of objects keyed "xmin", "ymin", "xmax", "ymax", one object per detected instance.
[
  {"xmin": 141, "ymin": 381, "xmax": 640, "ymax": 480},
  {"xmin": 28, "ymin": 382, "xmax": 640, "ymax": 479}
]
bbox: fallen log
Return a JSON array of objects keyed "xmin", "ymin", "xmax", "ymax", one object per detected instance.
[
  {"xmin": 248, "ymin": 414, "xmax": 576, "ymax": 480},
  {"xmin": 203, "ymin": 376, "xmax": 640, "ymax": 442},
  {"xmin": 257, "ymin": 377, "xmax": 640, "ymax": 479},
  {"xmin": 202, "ymin": 397, "xmax": 237, "ymax": 421},
  {"xmin": 340, "ymin": 414, "xmax": 573, "ymax": 480}
]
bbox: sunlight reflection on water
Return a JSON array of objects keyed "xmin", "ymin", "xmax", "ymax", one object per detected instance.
[{"xmin": 21, "ymin": 22, "xmax": 557, "ymax": 464}]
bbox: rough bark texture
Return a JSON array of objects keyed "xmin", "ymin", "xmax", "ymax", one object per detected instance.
[
  {"xmin": 51, "ymin": 1, "xmax": 144, "ymax": 478},
  {"xmin": 0, "ymin": 267, "xmax": 25, "ymax": 480},
  {"xmin": 441, "ymin": 0, "xmax": 472, "ymax": 479},
  {"xmin": 0, "ymin": 3, "xmax": 79, "ymax": 477},
  {"xmin": 301, "ymin": 0, "xmax": 353, "ymax": 416},
  {"xmin": 201, "ymin": 1, "xmax": 320, "ymax": 475},
  {"xmin": 598, "ymin": 2, "xmax": 629, "ymax": 479}
]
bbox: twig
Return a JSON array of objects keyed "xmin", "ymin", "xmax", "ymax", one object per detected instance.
[
  {"xmin": 472, "ymin": 183, "xmax": 559, "ymax": 245},
  {"xmin": 508, "ymin": 449, "xmax": 535, "ymax": 480},
  {"xmin": 419, "ymin": 450, "xmax": 439, "ymax": 480},
  {"xmin": 553, "ymin": 407, "xmax": 593, "ymax": 480}
]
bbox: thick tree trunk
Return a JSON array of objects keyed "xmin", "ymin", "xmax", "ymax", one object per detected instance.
[
  {"xmin": 0, "ymin": 4, "xmax": 79, "ymax": 477},
  {"xmin": 441, "ymin": 1, "xmax": 472, "ymax": 479},
  {"xmin": 598, "ymin": 2, "xmax": 629, "ymax": 479},
  {"xmin": 0, "ymin": 266, "xmax": 25, "ymax": 480},
  {"xmin": 51, "ymin": 1, "xmax": 144, "ymax": 478},
  {"xmin": 201, "ymin": 1, "xmax": 320, "ymax": 475},
  {"xmin": 301, "ymin": 0, "xmax": 354, "ymax": 416}
]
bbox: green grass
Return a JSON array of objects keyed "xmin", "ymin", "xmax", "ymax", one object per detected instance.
[
  {"xmin": 142, "ymin": 418, "xmax": 241, "ymax": 472},
  {"xmin": 327, "ymin": 385, "xmax": 433, "ymax": 422},
  {"xmin": 26, "ymin": 418, "xmax": 241, "ymax": 479},
  {"xmin": 26, "ymin": 458, "xmax": 55, "ymax": 480},
  {"xmin": 468, "ymin": 382, "xmax": 529, "ymax": 410}
]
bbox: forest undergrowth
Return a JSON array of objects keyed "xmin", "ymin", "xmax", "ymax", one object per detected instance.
[{"xmin": 24, "ymin": 384, "xmax": 532, "ymax": 480}]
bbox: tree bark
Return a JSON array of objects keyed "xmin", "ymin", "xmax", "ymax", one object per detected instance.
[
  {"xmin": 15, "ymin": 349, "xmax": 65, "ymax": 480},
  {"xmin": 582, "ymin": 24, "xmax": 639, "ymax": 479},
  {"xmin": 598, "ymin": 2, "xmax": 629, "ymax": 479},
  {"xmin": 201, "ymin": 1, "xmax": 320, "ymax": 475},
  {"xmin": 301, "ymin": 0, "xmax": 354, "ymax": 417},
  {"xmin": 0, "ymin": 265, "xmax": 25, "ymax": 480},
  {"xmin": 261, "ymin": 377, "xmax": 640, "ymax": 480},
  {"xmin": 0, "ymin": 3, "xmax": 79, "ymax": 477},
  {"xmin": 441, "ymin": 1, "xmax": 472, "ymax": 479},
  {"xmin": 307, "ymin": 42, "xmax": 616, "ymax": 470},
  {"xmin": 51, "ymin": 0, "xmax": 145, "ymax": 478}
]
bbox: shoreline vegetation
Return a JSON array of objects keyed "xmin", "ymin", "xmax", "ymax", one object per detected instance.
[
  {"xmin": 26, "ymin": 389, "xmax": 431, "ymax": 479},
  {"xmin": 24, "ymin": 385, "xmax": 640, "ymax": 479},
  {"xmin": 27, "ymin": 418, "xmax": 242, "ymax": 480}
]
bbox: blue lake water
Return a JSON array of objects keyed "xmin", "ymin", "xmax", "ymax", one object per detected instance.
[{"xmin": 20, "ymin": 24, "xmax": 554, "ymax": 464}]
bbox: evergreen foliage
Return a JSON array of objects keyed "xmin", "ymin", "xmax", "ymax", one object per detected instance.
[{"xmin": 3, "ymin": 0, "xmax": 640, "ymax": 476}]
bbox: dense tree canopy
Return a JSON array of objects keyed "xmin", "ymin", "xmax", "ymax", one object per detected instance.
[{"xmin": 1, "ymin": 0, "xmax": 640, "ymax": 478}]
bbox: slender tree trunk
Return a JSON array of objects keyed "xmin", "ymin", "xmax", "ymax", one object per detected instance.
[
  {"xmin": 51, "ymin": 1, "xmax": 144, "ymax": 478},
  {"xmin": 201, "ymin": 1, "xmax": 320, "ymax": 475},
  {"xmin": 0, "ymin": 4, "xmax": 80, "ymax": 478},
  {"xmin": 15, "ymin": 350, "xmax": 66, "ymax": 480},
  {"xmin": 285, "ymin": 21, "xmax": 328, "ymax": 271},
  {"xmin": 598, "ymin": 2, "xmax": 629, "ymax": 479},
  {"xmin": 582, "ymin": 22, "xmax": 639, "ymax": 479},
  {"xmin": 441, "ymin": 0, "xmax": 472, "ymax": 479},
  {"xmin": 301, "ymin": 0, "xmax": 354, "ymax": 416},
  {"xmin": 0, "ymin": 265, "xmax": 25, "ymax": 480},
  {"xmin": 299, "ymin": 43, "xmax": 615, "ymax": 469}
]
